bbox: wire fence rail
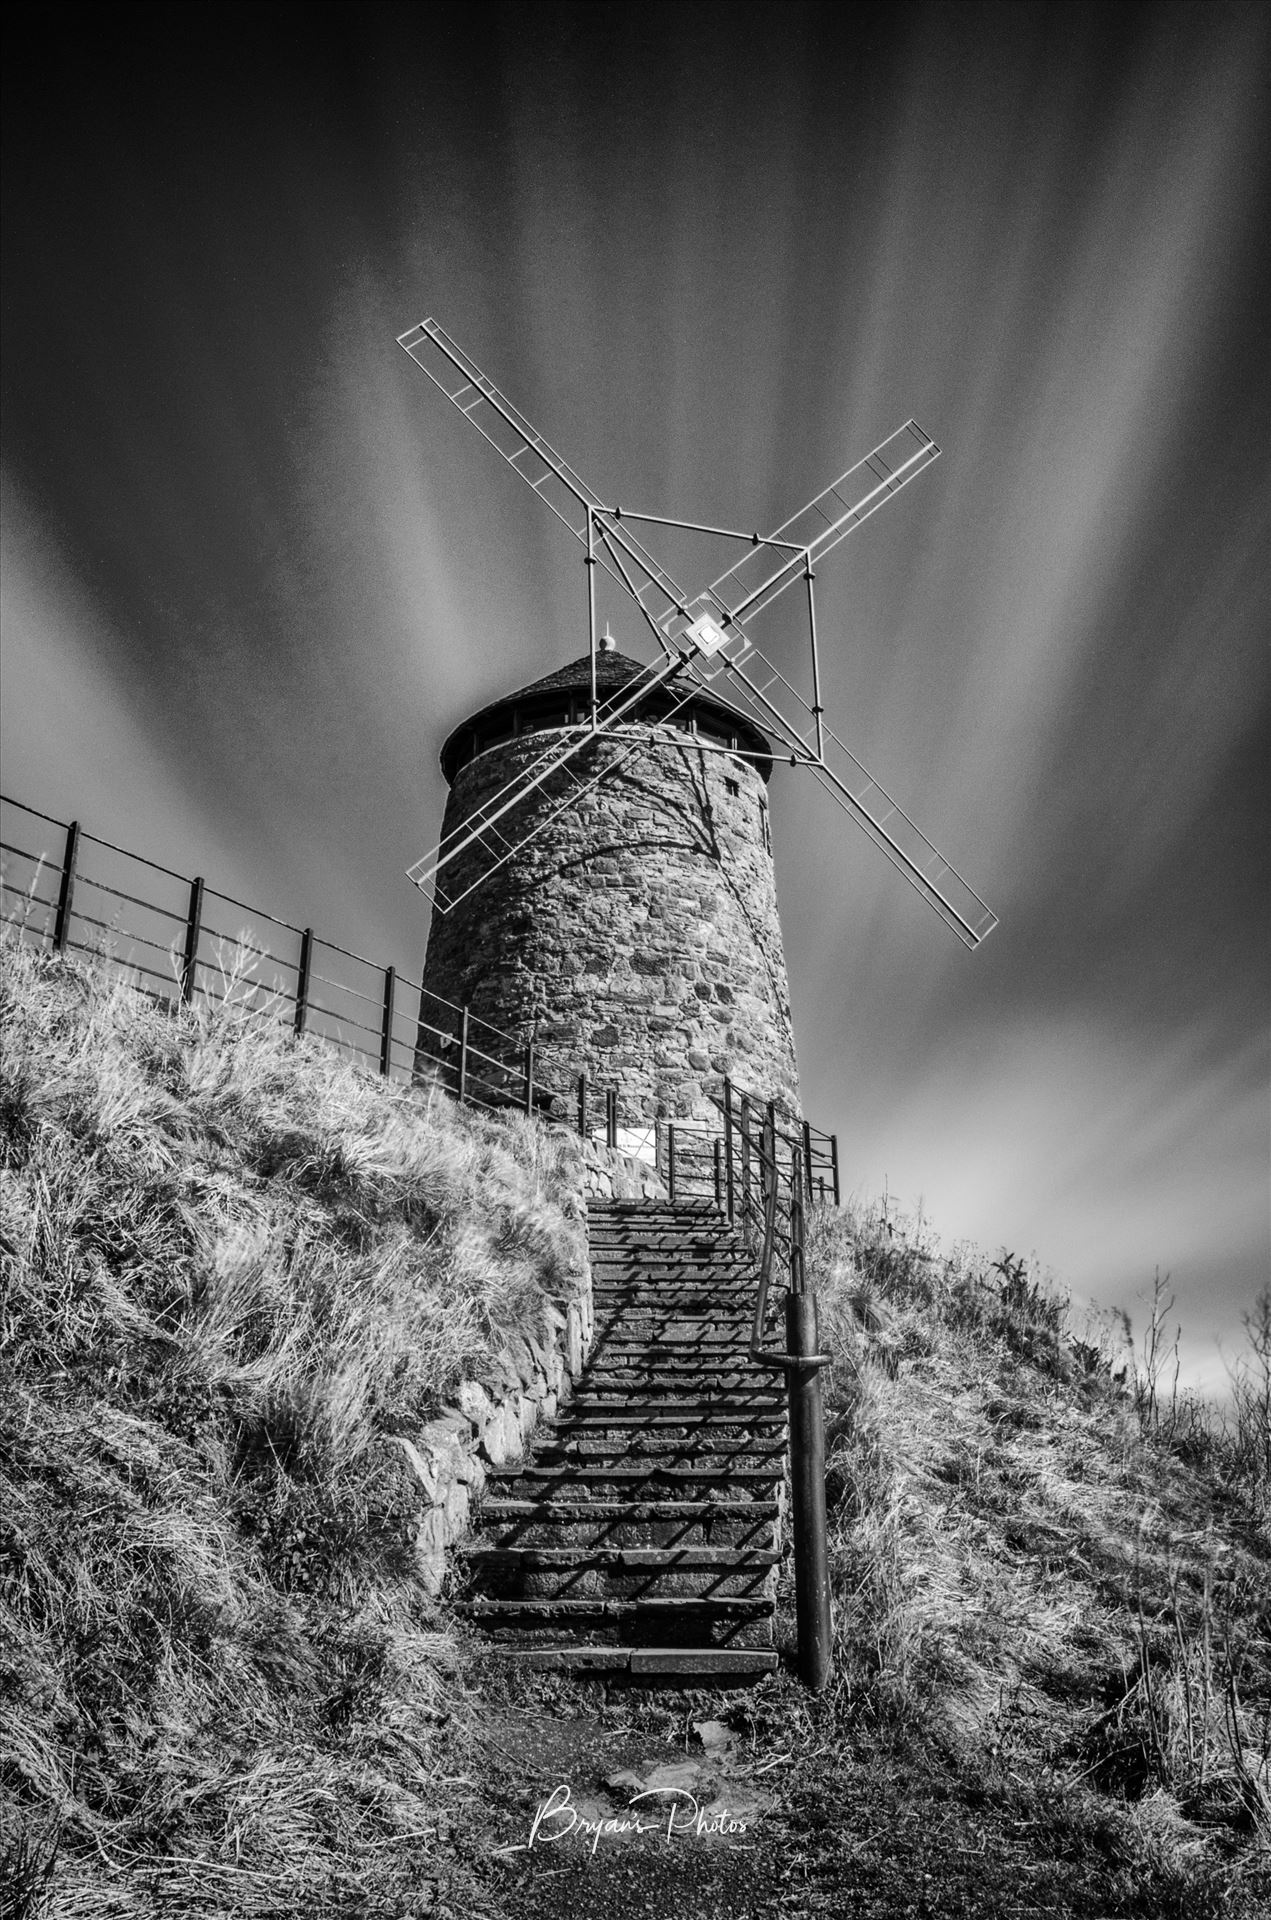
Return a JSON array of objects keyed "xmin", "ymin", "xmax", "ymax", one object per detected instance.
[{"xmin": 0, "ymin": 794, "xmax": 538, "ymax": 1118}]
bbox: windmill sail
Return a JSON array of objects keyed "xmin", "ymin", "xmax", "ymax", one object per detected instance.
[
  {"xmin": 399, "ymin": 317, "xmax": 997, "ymax": 948},
  {"xmin": 398, "ymin": 320, "xmax": 685, "ymax": 648},
  {"xmin": 700, "ymin": 644, "xmax": 997, "ymax": 946},
  {"xmin": 696, "ymin": 422, "xmax": 939, "ymax": 634}
]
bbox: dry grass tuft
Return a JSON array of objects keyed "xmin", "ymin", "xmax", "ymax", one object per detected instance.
[{"xmin": 0, "ymin": 935, "xmax": 587, "ymax": 1915}]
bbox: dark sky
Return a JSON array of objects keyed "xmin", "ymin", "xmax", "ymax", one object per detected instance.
[{"xmin": 3, "ymin": 1, "xmax": 1268, "ymax": 1388}]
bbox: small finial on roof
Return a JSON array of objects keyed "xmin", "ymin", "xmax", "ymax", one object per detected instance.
[{"xmin": 600, "ymin": 623, "xmax": 616, "ymax": 653}]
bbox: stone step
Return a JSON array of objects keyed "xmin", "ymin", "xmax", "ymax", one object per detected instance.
[
  {"xmin": 591, "ymin": 1289, "xmax": 755, "ymax": 1305},
  {"xmin": 591, "ymin": 1317, "xmax": 752, "ymax": 1335},
  {"xmin": 587, "ymin": 1342, "xmax": 765, "ymax": 1359},
  {"xmin": 487, "ymin": 1465, "xmax": 781, "ymax": 1493},
  {"xmin": 478, "ymin": 1507, "xmax": 778, "ymax": 1551},
  {"xmin": 465, "ymin": 1550, "xmax": 774, "ymax": 1601},
  {"xmin": 458, "ymin": 1596, "xmax": 772, "ymax": 1621},
  {"xmin": 593, "ymin": 1253, "xmax": 752, "ymax": 1263},
  {"xmin": 582, "ymin": 1360, "xmax": 772, "ymax": 1379},
  {"xmin": 530, "ymin": 1454, "xmax": 784, "ymax": 1479},
  {"xmin": 589, "ymin": 1245, "xmax": 742, "ymax": 1259},
  {"xmin": 593, "ymin": 1287, "xmax": 751, "ymax": 1302},
  {"xmin": 533, "ymin": 1436, "xmax": 786, "ymax": 1463},
  {"xmin": 582, "ymin": 1371, "xmax": 781, "ymax": 1394},
  {"xmin": 595, "ymin": 1244, "xmax": 760, "ymax": 1259},
  {"xmin": 590, "ymin": 1253, "xmax": 754, "ymax": 1268},
  {"xmin": 533, "ymin": 1443, "xmax": 787, "ymax": 1451},
  {"xmin": 569, "ymin": 1402, "xmax": 786, "ymax": 1425},
  {"xmin": 591, "ymin": 1273, "xmax": 755, "ymax": 1288},
  {"xmin": 590, "ymin": 1242, "xmax": 751, "ymax": 1256},
  {"xmin": 481, "ymin": 1497, "xmax": 779, "ymax": 1522},
  {"xmin": 594, "ymin": 1267, "xmax": 749, "ymax": 1277},
  {"xmin": 464, "ymin": 1602, "xmax": 773, "ymax": 1650},
  {"xmin": 581, "ymin": 1377, "xmax": 779, "ymax": 1400},
  {"xmin": 488, "ymin": 1646, "xmax": 779, "ymax": 1677},
  {"xmin": 591, "ymin": 1198, "xmax": 725, "ymax": 1213},
  {"xmin": 589, "ymin": 1229, "xmax": 731, "ymax": 1243},
  {"xmin": 465, "ymin": 1546, "xmax": 779, "ymax": 1570}
]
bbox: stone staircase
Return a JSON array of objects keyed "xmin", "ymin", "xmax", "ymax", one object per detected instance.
[{"xmin": 457, "ymin": 1196, "xmax": 785, "ymax": 1680}]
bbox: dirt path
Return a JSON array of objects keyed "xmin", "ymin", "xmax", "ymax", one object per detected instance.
[{"xmin": 425, "ymin": 1670, "xmax": 1268, "ymax": 1920}]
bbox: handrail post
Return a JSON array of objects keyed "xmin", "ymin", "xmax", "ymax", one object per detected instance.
[
  {"xmin": 457, "ymin": 1006, "xmax": 469, "ymax": 1104},
  {"xmin": 802, "ymin": 1119, "xmax": 814, "ymax": 1201},
  {"xmin": 53, "ymin": 819, "xmax": 80, "ymax": 952},
  {"xmin": 380, "ymin": 966, "xmax": 396, "ymax": 1077},
  {"xmin": 523, "ymin": 1040, "xmax": 534, "ymax": 1115},
  {"xmin": 181, "ymin": 877, "xmax": 204, "ymax": 1005},
  {"xmin": 789, "ymin": 1147, "xmax": 806, "ymax": 1295},
  {"xmin": 785, "ymin": 1145, "xmax": 831, "ymax": 1691},
  {"xmin": 667, "ymin": 1123, "xmax": 676, "ymax": 1202},
  {"xmin": 723, "ymin": 1075, "xmax": 735, "ymax": 1224},
  {"xmin": 714, "ymin": 1138, "xmax": 723, "ymax": 1211},
  {"xmin": 830, "ymin": 1132, "xmax": 840, "ymax": 1207},
  {"xmin": 606, "ymin": 1088, "xmax": 617, "ymax": 1150},
  {"xmin": 577, "ymin": 1072, "xmax": 588, "ymax": 1139},
  {"xmin": 294, "ymin": 928, "xmax": 313, "ymax": 1034}
]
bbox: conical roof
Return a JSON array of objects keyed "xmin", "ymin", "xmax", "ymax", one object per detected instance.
[{"xmin": 439, "ymin": 648, "xmax": 774, "ymax": 783}]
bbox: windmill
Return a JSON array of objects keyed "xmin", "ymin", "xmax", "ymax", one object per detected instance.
[{"xmin": 397, "ymin": 317, "xmax": 997, "ymax": 951}]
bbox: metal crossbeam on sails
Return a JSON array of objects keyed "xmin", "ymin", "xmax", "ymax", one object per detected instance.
[{"xmin": 399, "ymin": 317, "xmax": 997, "ymax": 948}]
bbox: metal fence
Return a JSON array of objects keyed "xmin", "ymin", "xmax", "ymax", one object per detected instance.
[
  {"xmin": 0, "ymin": 794, "xmax": 538, "ymax": 1117},
  {"xmin": 1, "ymin": 794, "xmax": 841, "ymax": 1179}
]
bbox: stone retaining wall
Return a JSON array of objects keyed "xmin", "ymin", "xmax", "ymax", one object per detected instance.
[{"xmin": 399, "ymin": 1133, "xmax": 664, "ymax": 1594}]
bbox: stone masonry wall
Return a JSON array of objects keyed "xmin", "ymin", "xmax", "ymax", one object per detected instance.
[
  {"xmin": 398, "ymin": 1131, "xmax": 662, "ymax": 1594},
  {"xmin": 422, "ymin": 729, "xmax": 799, "ymax": 1125}
]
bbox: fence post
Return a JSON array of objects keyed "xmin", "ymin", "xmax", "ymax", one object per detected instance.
[
  {"xmin": 53, "ymin": 819, "xmax": 80, "ymax": 952},
  {"xmin": 577, "ymin": 1072, "xmax": 588, "ymax": 1139},
  {"xmin": 181, "ymin": 878, "xmax": 204, "ymax": 1005},
  {"xmin": 380, "ymin": 966, "xmax": 396, "ymax": 1077},
  {"xmin": 723, "ymin": 1076, "xmax": 735, "ymax": 1224},
  {"xmin": 457, "ymin": 1007, "xmax": 469, "ymax": 1105},
  {"xmin": 830, "ymin": 1133, "xmax": 840, "ymax": 1208},
  {"xmin": 785, "ymin": 1146, "xmax": 832, "ymax": 1691},
  {"xmin": 294, "ymin": 928, "xmax": 313, "ymax": 1035},
  {"xmin": 606, "ymin": 1088, "xmax": 617, "ymax": 1151},
  {"xmin": 523, "ymin": 1041, "xmax": 534, "ymax": 1115},
  {"xmin": 802, "ymin": 1120, "xmax": 814, "ymax": 1200},
  {"xmin": 714, "ymin": 1138, "xmax": 723, "ymax": 1211},
  {"xmin": 667, "ymin": 1124, "xmax": 676, "ymax": 1202}
]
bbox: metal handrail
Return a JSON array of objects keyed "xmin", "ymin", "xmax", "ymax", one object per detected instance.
[{"xmin": 749, "ymin": 1113, "xmax": 782, "ymax": 1358}]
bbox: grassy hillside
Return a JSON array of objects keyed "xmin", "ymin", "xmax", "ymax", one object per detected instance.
[
  {"xmin": 0, "ymin": 938, "xmax": 586, "ymax": 1916},
  {"xmin": 1, "ymin": 937, "xmax": 1267, "ymax": 1918},
  {"xmin": 787, "ymin": 1200, "xmax": 1271, "ymax": 1910}
]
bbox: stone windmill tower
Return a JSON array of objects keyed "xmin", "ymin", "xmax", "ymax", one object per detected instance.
[
  {"xmin": 401, "ymin": 319, "xmax": 996, "ymax": 1134},
  {"xmin": 420, "ymin": 636, "xmax": 798, "ymax": 1126}
]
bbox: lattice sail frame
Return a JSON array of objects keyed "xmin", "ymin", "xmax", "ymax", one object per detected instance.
[{"xmin": 399, "ymin": 318, "xmax": 997, "ymax": 950}]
